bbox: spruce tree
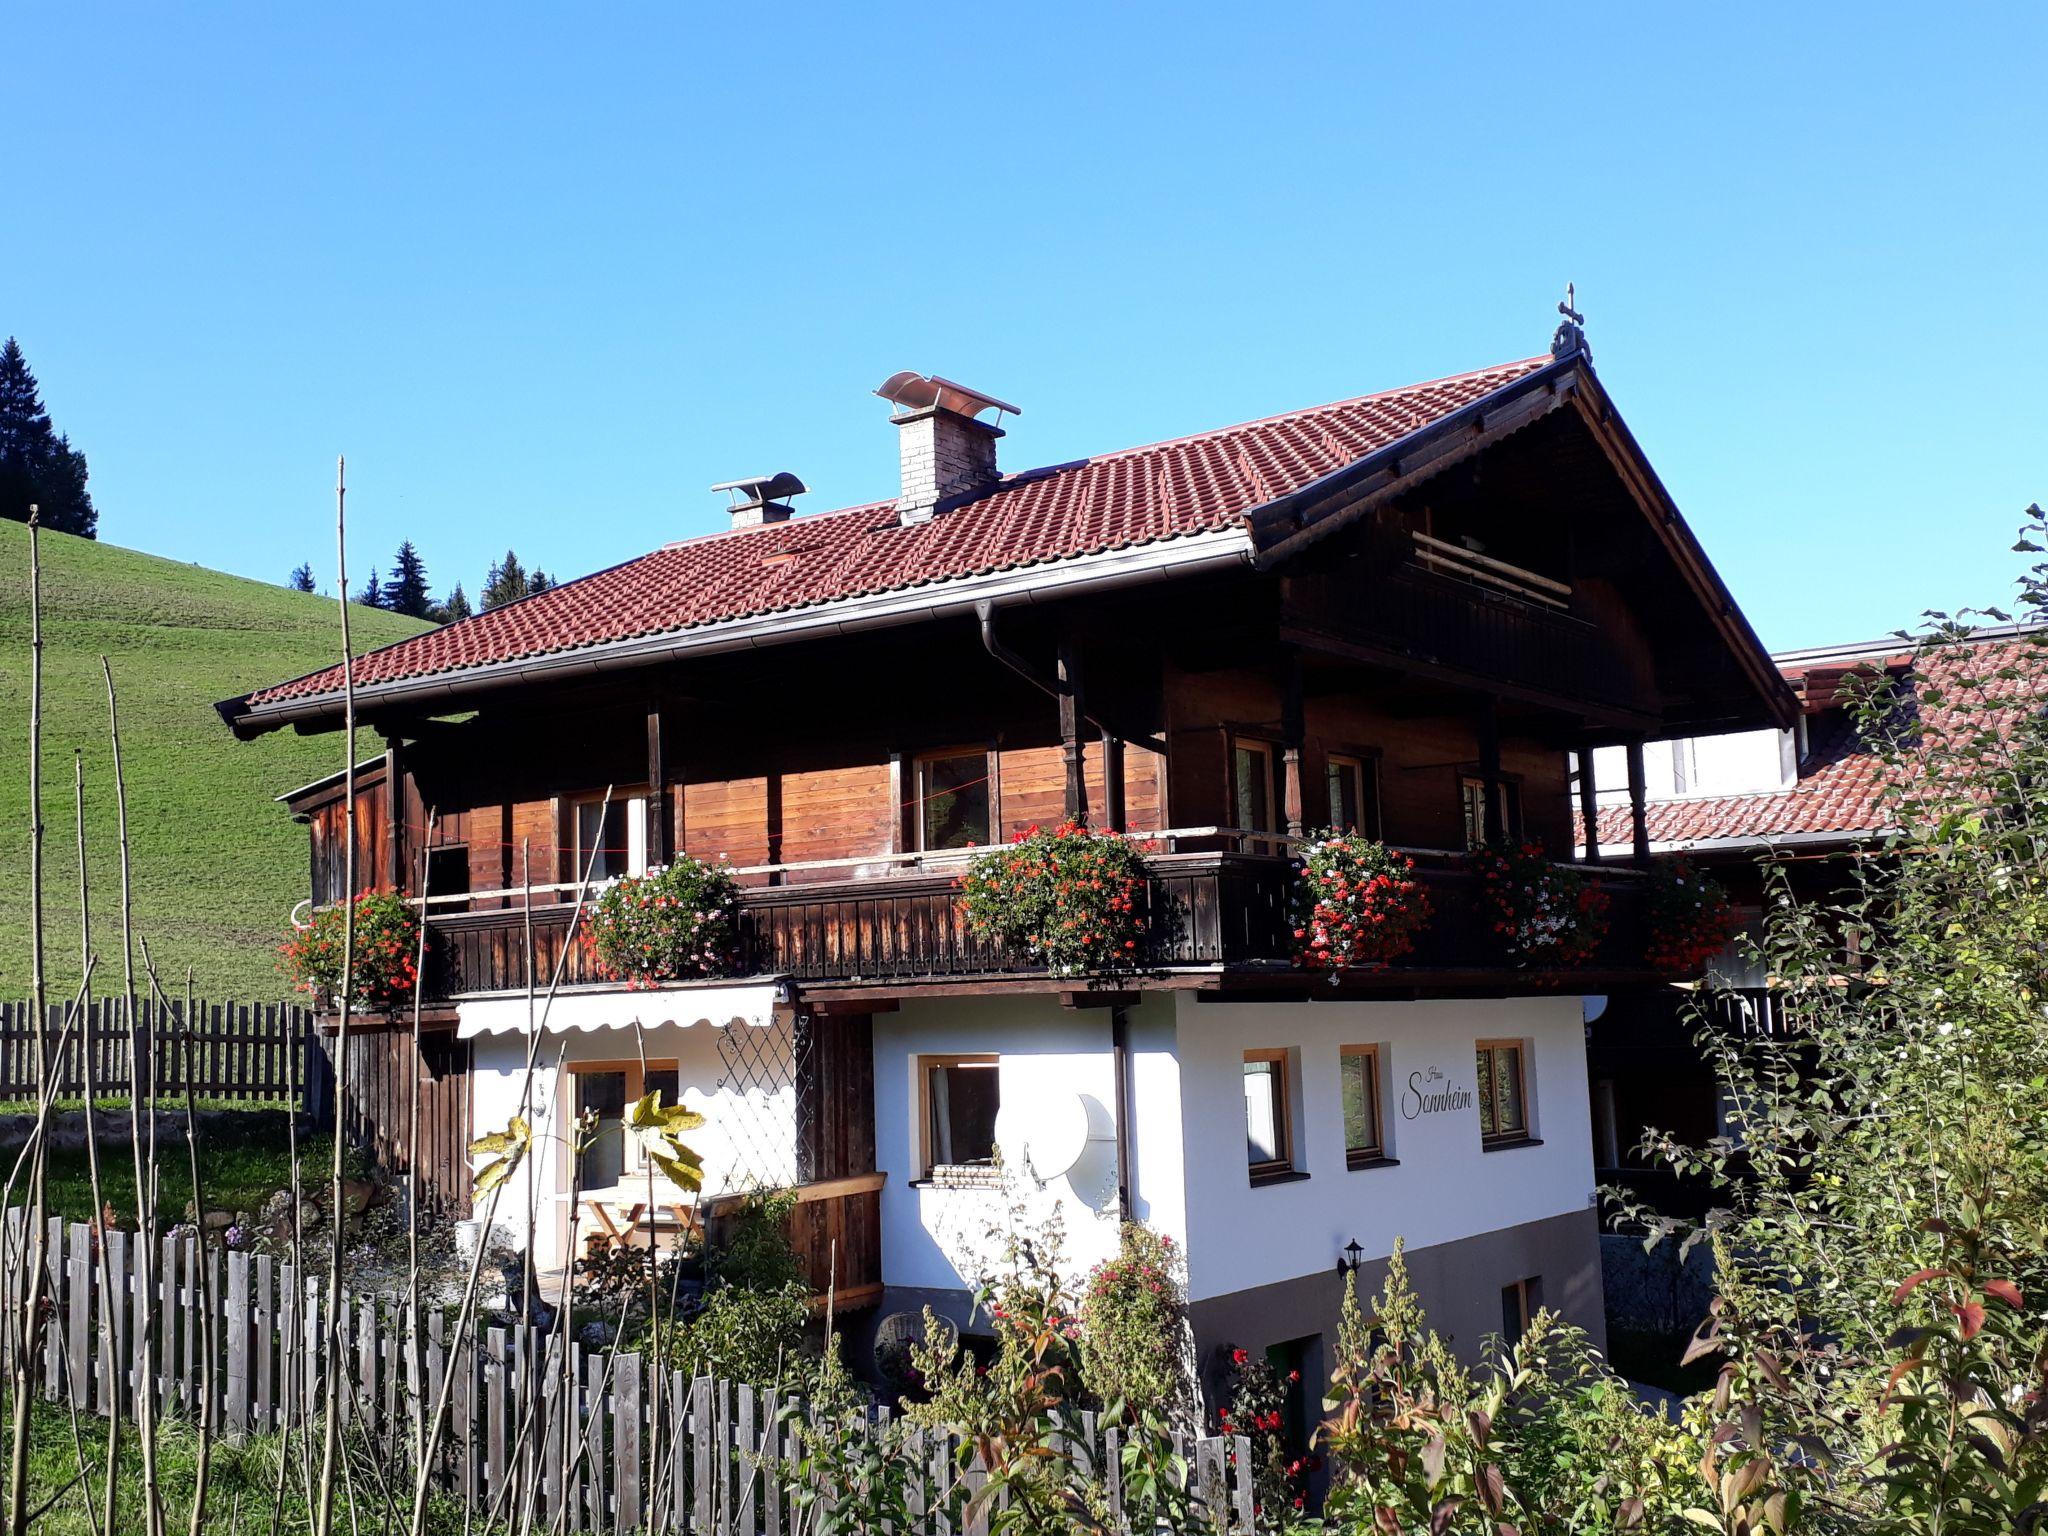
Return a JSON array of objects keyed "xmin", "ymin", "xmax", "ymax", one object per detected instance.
[
  {"xmin": 529, "ymin": 569, "xmax": 553, "ymax": 594},
  {"xmin": 289, "ymin": 563, "xmax": 316, "ymax": 592},
  {"xmin": 440, "ymin": 583, "xmax": 473, "ymax": 622},
  {"xmin": 383, "ymin": 541, "xmax": 433, "ymax": 618},
  {"xmin": 356, "ymin": 567, "xmax": 383, "ymax": 608},
  {"xmin": 481, "ymin": 550, "xmax": 529, "ymax": 610},
  {"xmin": 0, "ymin": 337, "xmax": 98, "ymax": 537}
]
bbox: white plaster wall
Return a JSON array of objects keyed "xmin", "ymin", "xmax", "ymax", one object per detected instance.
[
  {"xmin": 1593, "ymin": 729, "xmax": 1795, "ymax": 807},
  {"xmin": 870, "ymin": 994, "xmax": 1187, "ymax": 1297},
  {"xmin": 466, "ymin": 1013, "xmax": 796, "ymax": 1269},
  {"xmin": 1171, "ymin": 995, "xmax": 1596, "ymax": 1304}
]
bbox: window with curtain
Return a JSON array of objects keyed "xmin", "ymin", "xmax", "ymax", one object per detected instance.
[
  {"xmin": 922, "ymin": 1056, "xmax": 1000, "ymax": 1175},
  {"xmin": 1476, "ymin": 1040, "xmax": 1530, "ymax": 1143},
  {"xmin": 573, "ymin": 793, "xmax": 648, "ymax": 883},
  {"xmin": 1460, "ymin": 777, "xmax": 1522, "ymax": 850},
  {"xmin": 570, "ymin": 1060, "xmax": 684, "ymax": 1191},
  {"xmin": 1244, "ymin": 1049, "xmax": 1294, "ymax": 1179},
  {"xmin": 1341, "ymin": 1045, "xmax": 1385, "ymax": 1166},
  {"xmin": 1326, "ymin": 755, "xmax": 1382, "ymax": 839},
  {"xmin": 917, "ymin": 752, "xmax": 992, "ymax": 851}
]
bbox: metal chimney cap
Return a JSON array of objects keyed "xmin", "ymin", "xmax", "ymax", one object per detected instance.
[
  {"xmin": 710, "ymin": 471, "xmax": 809, "ymax": 505},
  {"xmin": 874, "ymin": 372, "xmax": 1021, "ymax": 421}
]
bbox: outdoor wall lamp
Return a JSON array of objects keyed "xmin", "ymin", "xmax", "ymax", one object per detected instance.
[{"xmin": 1335, "ymin": 1238, "xmax": 1365, "ymax": 1278}]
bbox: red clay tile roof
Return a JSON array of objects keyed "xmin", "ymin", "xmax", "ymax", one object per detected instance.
[
  {"xmin": 240, "ymin": 357, "xmax": 1552, "ymax": 707},
  {"xmin": 1591, "ymin": 636, "xmax": 2048, "ymax": 848}
]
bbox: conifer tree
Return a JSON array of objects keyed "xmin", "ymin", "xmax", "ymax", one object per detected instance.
[
  {"xmin": 439, "ymin": 583, "xmax": 473, "ymax": 622},
  {"xmin": 529, "ymin": 568, "xmax": 553, "ymax": 594},
  {"xmin": 0, "ymin": 337, "xmax": 97, "ymax": 537},
  {"xmin": 481, "ymin": 549, "xmax": 528, "ymax": 610},
  {"xmin": 356, "ymin": 566, "xmax": 383, "ymax": 608},
  {"xmin": 382, "ymin": 541, "xmax": 433, "ymax": 618},
  {"xmin": 289, "ymin": 563, "xmax": 317, "ymax": 592}
]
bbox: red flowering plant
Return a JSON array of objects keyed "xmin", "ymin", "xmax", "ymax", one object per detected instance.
[
  {"xmin": 1214, "ymin": 1345, "xmax": 1312, "ymax": 1521},
  {"xmin": 1471, "ymin": 840, "xmax": 1611, "ymax": 966},
  {"xmin": 1643, "ymin": 856, "xmax": 1741, "ymax": 975},
  {"xmin": 956, "ymin": 821, "xmax": 1146, "ymax": 978},
  {"xmin": 578, "ymin": 855, "xmax": 743, "ymax": 989},
  {"xmin": 1078, "ymin": 1223, "xmax": 1188, "ymax": 1417},
  {"xmin": 279, "ymin": 889, "xmax": 420, "ymax": 1009},
  {"xmin": 1290, "ymin": 831, "xmax": 1433, "ymax": 969}
]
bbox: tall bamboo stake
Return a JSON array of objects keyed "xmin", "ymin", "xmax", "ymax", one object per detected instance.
[
  {"xmin": 104, "ymin": 656, "xmax": 165, "ymax": 1536},
  {"xmin": 8, "ymin": 508, "xmax": 50, "ymax": 1536},
  {"xmin": 73, "ymin": 756, "xmax": 122, "ymax": 1533}
]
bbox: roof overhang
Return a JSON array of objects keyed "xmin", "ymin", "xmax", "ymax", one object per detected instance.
[
  {"xmin": 1242, "ymin": 353, "xmax": 1798, "ymax": 734},
  {"xmin": 217, "ymin": 525, "xmax": 1256, "ymax": 738}
]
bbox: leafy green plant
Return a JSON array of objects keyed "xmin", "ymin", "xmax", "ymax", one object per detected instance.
[
  {"xmin": 577, "ymin": 854, "xmax": 742, "ymax": 987},
  {"xmin": 278, "ymin": 888, "xmax": 420, "ymax": 1007},
  {"xmin": 1290, "ymin": 832, "xmax": 1433, "ymax": 968},
  {"xmin": 1078, "ymin": 1223, "xmax": 1191, "ymax": 1419},
  {"xmin": 957, "ymin": 821, "xmax": 1146, "ymax": 977},
  {"xmin": 1642, "ymin": 857, "xmax": 1741, "ymax": 975}
]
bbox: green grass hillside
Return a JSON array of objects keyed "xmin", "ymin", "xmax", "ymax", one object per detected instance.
[{"xmin": 0, "ymin": 521, "xmax": 431, "ymax": 1000}]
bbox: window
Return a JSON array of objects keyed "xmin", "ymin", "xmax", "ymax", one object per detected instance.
[
  {"xmin": 1340, "ymin": 1046, "xmax": 1388, "ymax": 1167},
  {"xmin": 1233, "ymin": 738, "xmax": 1284, "ymax": 854},
  {"xmin": 1325, "ymin": 754, "xmax": 1382, "ymax": 839},
  {"xmin": 921, "ymin": 1055, "xmax": 1000, "ymax": 1178},
  {"xmin": 1243, "ymin": 1048, "xmax": 1296, "ymax": 1181},
  {"xmin": 917, "ymin": 751, "xmax": 992, "ymax": 851},
  {"xmin": 423, "ymin": 845, "xmax": 471, "ymax": 913},
  {"xmin": 1501, "ymin": 1276, "xmax": 1543, "ymax": 1338},
  {"xmin": 567, "ymin": 1059, "xmax": 683, "ymax": 1192},
  {"xmin": 1476, "ymin": 1040, "xmax": 1530, "ymax": 1144},
  {"xmin": 573, "ymin": 793, "xmax": 648, "ymax": 883},
  {"xmin": 1460, "ymin": 776, "xmax": 1522, "ymax": 850}
]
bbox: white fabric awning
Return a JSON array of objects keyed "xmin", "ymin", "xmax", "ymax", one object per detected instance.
[{"xmin": 456, "ymin": 981, "xmax": 785, "ymax": 1039}]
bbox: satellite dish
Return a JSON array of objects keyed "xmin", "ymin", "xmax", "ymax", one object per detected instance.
[
  {"xmin": 994, "ymin": 1092, "xmax": 1090, "ymax": 1185},
  {"xmin": 874, "ymin": 1310, "xmax": 957, "ymax": 1387}
]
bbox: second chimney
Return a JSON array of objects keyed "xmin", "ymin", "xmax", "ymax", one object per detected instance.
[
  {"xmin": 874, "ymin": 372, "xmax": 1021, "ymax": 525},
  {"xmin": 712, "ymin": 471, "xmax": 808, "ymax": 530}
]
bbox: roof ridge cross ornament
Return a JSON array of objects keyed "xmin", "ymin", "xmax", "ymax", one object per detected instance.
[{"xmin": 1551, "ymin": 281, "xmax": 1590, "ymax": 361}]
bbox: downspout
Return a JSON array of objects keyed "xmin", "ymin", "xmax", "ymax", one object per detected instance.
[
  {"xmin": 976, "ymin": 600, "xmax": 1169, "ymax": 758},
  {"xmin": 1111, "ymin": 1004, "xmax": 1134, "ymax": 1220}
]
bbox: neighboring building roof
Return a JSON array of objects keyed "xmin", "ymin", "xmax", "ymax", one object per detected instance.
[
  {"xmin": 230, "ymin": 357, "xmax": 1551, "ymax": 712},
  {"xmin": 1593, "ymin": 626, "xmax": 2048, "ymax": 851}
]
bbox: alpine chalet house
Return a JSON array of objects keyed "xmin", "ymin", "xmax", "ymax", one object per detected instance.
[{"xmin": 220, "ymin": 316, "xmax": 1791, "ymax": 1387}]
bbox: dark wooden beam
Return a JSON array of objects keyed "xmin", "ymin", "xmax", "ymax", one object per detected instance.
[
  {"xmin": 645, "ymin": 703, "xmax": 670, "ymax": 866},
  {"xmin": 1101, "ymin": 728, "xmax": 1126, "ymax": 833},
  {"xmin": 1625, "ymin": 737, "xmax": 1651, "ymax": 864},
  {"xmin": 1059, "ymin": 989, "xmax": 1141, "ymax": 1010},
  {"xmin": 381, "ymin": 733, "xmax": 406, "ymax": 891},
  {"xmin": 1057, "ymin": 635, "xmax": 1087, "ymax": 826},
  {"xmin": 1578, "ymin": 746, "xmax": 1601, "ymax": 863}
]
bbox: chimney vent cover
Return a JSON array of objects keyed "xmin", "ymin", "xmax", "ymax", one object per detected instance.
[{"xmin": 874, "ymin": 372, "xmax": 1021, "ymax": 423}]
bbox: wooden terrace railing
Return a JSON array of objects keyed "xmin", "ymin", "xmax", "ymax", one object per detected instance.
[{"xmin": 418, "ymin": 845, "xmax": 1655, "ymax": 1000}]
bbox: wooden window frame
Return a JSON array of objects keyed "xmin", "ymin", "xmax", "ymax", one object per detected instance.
[
  {"xmin": 1243, "ymin": 1046, "xmax": 1299, "ymax": 1184},
  {"xmin": 1501, "ymin": 1275, "xmax": 1542, "ymax": 1338},
  {"xmin": 911, "ymin": 746, "xmax": 998, "ymax": 854},
  {"xmin": 1459, "ymin": 773, "xmax": 1524, "ymax": 850},
  {"xmin": 1324, "ymin": 749, "xmax": 1384, "ymax": 840},
  {"xmin": 1340, "ymin": 1044, "xmax": 1391, "ymax": 1169},
  {"xmin": 1476, "ymin": 1038, "xmax": 1533, "ymax": 1147},
  {"xmin": 568, "ymin": 786, "xmax": 652, "ymax": 885},
  {"xmin": 1228, "ymin": 733, "xmax": 1286, "ymax": 855},
  {"xmin": 917, "ymin": 1053, "xmax": 1001, "ymax": 1182},
  {"xmin": 564, "ymin": 1057, "xmax": 683, "ymax": 1191}
]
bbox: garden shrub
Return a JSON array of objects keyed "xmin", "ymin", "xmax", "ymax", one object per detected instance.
[
  {"xmin": 1078, "ymin": 1223, "xmax": 1190, "ymax": 1418},
  {"xmin": 957, "ymin": 820, "xmax": 1146, "ymax": 977},
  {"xmin": 578, "ymin": 854, "xmax": 742, "ymax": 987},
  {"xmin": 1290, "ymin": 831, "xmax": 1433, "ymax": 968},
  {"xmin": 278, "ymin": 888, "xmax": 419, "ymax": 1007}
]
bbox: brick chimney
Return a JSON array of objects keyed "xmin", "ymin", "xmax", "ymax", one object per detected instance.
[
  {"xmin": 711, "ymin": 472, "xmax": 807, "ymax": 530},
  {"xmin": 874, "ymin": 373, "xmax": 1020, "ymax": 525}
]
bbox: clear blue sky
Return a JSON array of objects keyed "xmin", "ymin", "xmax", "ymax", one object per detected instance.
[{"xmin": 5, "ymin": 4, "xmax": 2041, "ymax": 650}]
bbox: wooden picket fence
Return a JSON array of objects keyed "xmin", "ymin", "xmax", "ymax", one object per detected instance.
[
  {"xmin": 0, "ymin": 998, "xmax": 324, "ymax": 1109},
  {"xmin": 0, "ymin": 1211, "xmax": 1257, "ymax": 1533}
]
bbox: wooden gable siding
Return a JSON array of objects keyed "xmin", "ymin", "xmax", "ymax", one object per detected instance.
[
  {"xmin": 995, "ymin": 739, "xmax": 1164, "ymax": 840},
  {"xmin": 307, "ymin": 777, "xmax": 389, "ymax": 901}
]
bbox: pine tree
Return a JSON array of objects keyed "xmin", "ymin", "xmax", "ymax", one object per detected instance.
[
  {"xmin": 289, "ymin": 563, "xmax": 316, "ymax": 592},
  {"xmin": 0, "ymin": 337, "xmax": 98, "ymax": 537},
  {"xmin": 440, "ymin": 583, "xmax": 473, "ymax": 622},
  {"xmin": 356, "ymin": 566, "xmax": 383, "ymax": 607},
  {"xmin": 529, "ymin": 569, "xmax": 553, "ymax": 595},
  {"xmin": 481, "ymin": 550, "xmax": 529, "ymax": 610},
  {"xmin": 382, "ymin": 540, "xmax": 433, "ymax": 618}
]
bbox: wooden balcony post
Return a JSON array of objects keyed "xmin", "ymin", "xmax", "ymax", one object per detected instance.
[
  {"xmin": 1058, "ymin": 636, "xmax": 1088, "ymax": 826},
  {"xmin": 1280, "ymin": 649, "xmax": 1305, "ymax": 839},
  {"xmin": 1578, "ymin": 746, "xmax": 1601, "ymax": 863},
  {"xmin": 1625, "ymin": 737, "xmax": 1651, "ymax": 864},
  {"xmin": 645, "ymin": 703, "xmax": 670, "ymax": 867},
  {"xmin": 380, "ymin": 732, "xmax": 406, "ymax": 892},
  {"xmin": 1101, "ymin": 728, "xmax": 1127, "ymax": 833},
  {"xmin": 1476, "ymin": 699, "xmax": 1505, "ymax": 846}
]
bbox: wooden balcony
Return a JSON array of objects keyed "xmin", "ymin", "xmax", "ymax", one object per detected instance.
[{"xmin": 420, "ymin": 849, "xmax": 1659, "ymax": 1002}]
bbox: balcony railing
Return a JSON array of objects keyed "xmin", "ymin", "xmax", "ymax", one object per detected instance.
[{"xmin": 418, "ymin": 847, "xmax": 1656, "ymax": 1000}]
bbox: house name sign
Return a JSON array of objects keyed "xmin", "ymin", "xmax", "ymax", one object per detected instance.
[{"xmin": 1400, "ymin": 1063, "xmax": 1475, "ymax": 1121}]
